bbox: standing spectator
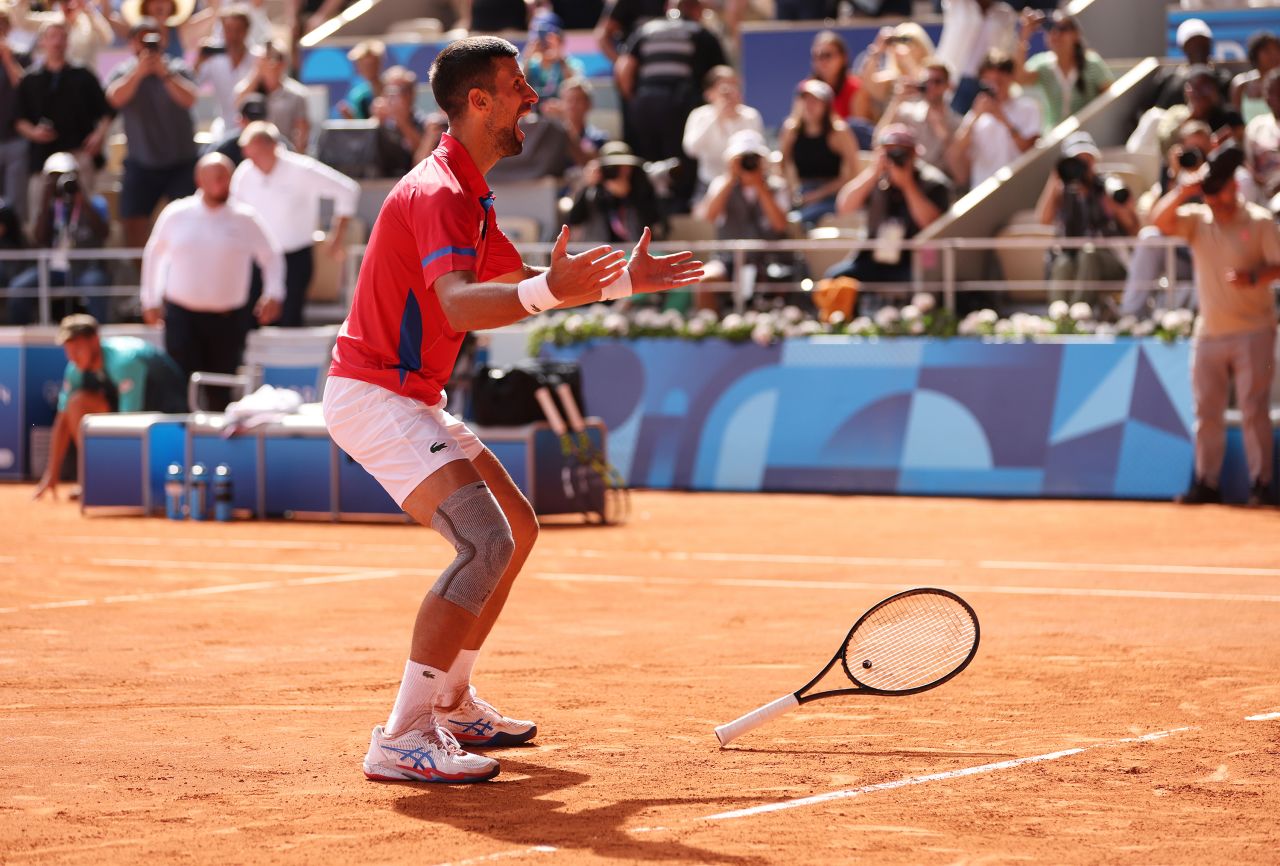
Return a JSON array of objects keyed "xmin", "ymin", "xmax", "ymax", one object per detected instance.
[
  {"xmin": 682, "ymin": 65, "xmax": 763, "ymax": 204},
  {"xmin": 1035, "ymin": 131, "xmax": 1137, "ymax": 304},
  {"xmin": 232, "ymin": 121, "xmax": 358, "ymax": 327},
  {"xmin": 778, "ymin": 79, "xmax": 861, "ymax": 227},
  {"xmin": 567, "ymin": 141, "xmax": 663, "ymax": 244},
  {"xmin": 141, "ymin": 153, "xmax": 283, "ymax": 410},
  {"xmin": 372, "ymin": 68, "xmax": 425, "ymax": 176},
  {"xmin": 523, "ymin": 13, "xmax": 584, "ymax": 104},
  {"xmin": 194, "ymin": 4, "xmax": 255, "ymax": 139},
  {"xmin": 15, "ymin": 20, "xmax": 110, "ymax": 194},
  {"xmin": 1156, "ymin": 66, "xmax": 1237, "ymax": 157},
  {"xmin": 824, "ymin": 124, "xmax": 952, "ymax": 307},
  {"xmin": 542, "ymin": 77, "xmax": 609, "ymax": 168},
  {"xmin": 1014, "ymin": 10, "xmax": 1112, "ymax": 132},
  {"xmin": 807, "ymin": 30, "xmax": 863, "ymax": 125},
  {"xmin": 0, "ymin": 10, "xmax": 29, "ymax": 222},
  {"xmin": 549, "ymin": 0, "xmax": 603, "ymax": 30},
  {"xmin": 235, "ymin": 40, "xmax": 311, "ymax": 153},
  {"xmin": 338, "ymin": 40, "xmax": 383, "ymax": 120},
  {"xmin": 615, "ymin": 0, "xmax": 726, "ymax": 212},
  {"xmin": 595, "ymin": 0, "xmax": 666, "ymax": 64},
  {"xmin": 856, "ymin": 23, "xmax": 935, "ymax": 125},
  {"xmin": 202, "ymin": 91, "xmax": 268, "ymax": 165},
  {"xmin": 12, "ymin": 0, "xmax": 113, "ymax": 69},
  {"xmin": 877, "ymin": 59, "xmax": 961, "ymax": 179},
  {"xmin": 1232, "ymin": 31, "xmax": 1280, "ymax": 125},
  {"xmin": 113, "ymin": 0, "xmax": 194, "ymax": 60},
  {"xmin": 935, "ymin": 0, "xmax": 1019, "ymax": 115},
  {"xmin": 1151, "ymin": 145, "xmax": 1280, "ymax": 506},
  {"xmin": 106, "ymin": 18, "xmax": 198, "ymax": 249},
  {"xmin": 1149, "ymin": 19, "xmax": 1231, "ymax": 112},
  {"xmin": 8, "ymin": 152, "xmax": 111, "ymax": 325},
  {"xmin": 947, "ymin": 50, "xmax": 1040, "ymax": 190}
]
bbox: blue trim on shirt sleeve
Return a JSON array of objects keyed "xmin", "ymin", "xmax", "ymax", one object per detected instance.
[{"xmin": 421, "ymin": 246, "xmax": 477, "ymax": 268}]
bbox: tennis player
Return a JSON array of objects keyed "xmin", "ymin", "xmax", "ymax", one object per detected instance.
[{"xmin": 323, "ymin": 36, "xmax": 703, "ymax": 784}]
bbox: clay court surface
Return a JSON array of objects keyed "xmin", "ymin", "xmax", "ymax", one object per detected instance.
[{"xmin": 2, "ymin": 485, "xmax": 1279, "ymax": 865}]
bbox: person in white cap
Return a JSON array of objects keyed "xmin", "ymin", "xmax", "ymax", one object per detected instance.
[{"xmin": 1149, "ymin": 18, "xmax": 1231, "ymax": 112}]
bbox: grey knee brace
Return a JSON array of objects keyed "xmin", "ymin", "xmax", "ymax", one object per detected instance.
[{"xmin": 430, "ymin": 482, "xmax": 515, "ymax": 615}]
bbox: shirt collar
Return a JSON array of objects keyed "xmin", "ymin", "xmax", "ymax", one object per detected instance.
[{"xmin": 435, "ymin": 132, "xmax": 490, "ymax": 199}]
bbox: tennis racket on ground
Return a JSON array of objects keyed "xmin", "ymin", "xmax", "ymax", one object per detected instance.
[
  {"xmin": 532, "ymin": 383, "xmax": 595, "ymax": 518},
  {"xmin": 553, "ymin": 381, "xmax": 630, "ymax": 525},
  {"xmin": 714, "ymin": 587, "xmax": 980, "ymax": 747}
]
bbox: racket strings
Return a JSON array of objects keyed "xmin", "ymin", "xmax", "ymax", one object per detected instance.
[{"xmin": 843, "ymin": 593, "xmax": 977, "ymax": 691}]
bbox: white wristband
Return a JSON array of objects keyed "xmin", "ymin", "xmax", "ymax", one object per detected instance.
[
  {"xmin": 601, "ymin": 267, "xmax": 633, "ymax": 302},
  {"xmin": 517, "ymin": 271, "xmax": 559, "ymax": 315}
]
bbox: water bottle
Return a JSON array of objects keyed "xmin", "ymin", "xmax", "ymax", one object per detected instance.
[
  {"xmin": 164, "ymin": 462, "xmax": 184, "ymax": 520},
  {"xmin": 188, "ymin": 462, "xmax": 209, "ymax": 521},
  {"xmin": 213, "ymin": 463, "xmax": 233, "ymax": 522}
]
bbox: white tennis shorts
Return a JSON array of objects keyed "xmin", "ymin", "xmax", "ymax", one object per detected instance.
[{"xmin": 322, "ymin": 375, "xmax": 486, "ymax": 506}]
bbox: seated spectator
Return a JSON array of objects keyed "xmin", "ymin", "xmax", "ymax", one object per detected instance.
[
  {"xmin": 524, "ymin": 12, "xmax": 584, "ymax": 104},
  {"xmin": 935, "ymin": 0, "xmax": 1019, "ymax": 115},
  {"xmin": 542, "ymin": 77, "xmax": 609, "ymax": 168},
  {"xmin": 12, "ymin": 0, "xmax": 112, "ymax": 69},
  {"xmin": 0, "ymin": 10, "xmax": 29, "ymax": 223},
  {"xmin": 682, "ymin": 65, "xmax": 764, "ymax": 204},
  {"xmin": 695, "ymin": 130, "xmax": 791, "ymax": 309},
  {"xmin": 338, "ymin": 40, "xmax": 383, "ymax": 120},
  {"xmin": 1120, "ymin": 120, "xmax": 1210, "ymax": 317},
  {"xmin": 856, "ymin": 23, "xmax": 935, "ymax": 124},
  {"xmin": 778, "ymin": 79, "xmax": 861, "ymax": 227},
  {"xmin": 825, "ymin": 124, "xmax": 952, "ymax": 307},
  {"xmin": 33, "ymin": 314, "xmax": 187, "ymax": 501},
  {"xmin": 106, "ymin": 18, "xmax": 198, "ymax": 249},
  {"xmin": 1246, "ymin": 69, "xmax": 1280, "ymax": 204},
  {"xmin": 15, "ymin": 20, "xmax": 110, "ymax": 196},
  {"xmin": 876, "ymin": 58, "xmax": 961, "ymax": 181},
  {"xmin": 1035, "ymin": 131, "xmax": 1138, "ymax": 304},
  {"xmin": 113, "ymin": 0, "xmax": 193, "ymax": 60},
  {"xmin": 411, "ymin": 110, "xmax": 449, "ymax": 167},
  {"xmin": 947, "ymin": 50, "xmax": 1040, "ymax": 190},
  {"xmin": 1232, "ymin": 31, "xmax": 1280, "ymax": 125},
  {"xmin": 235, "ymin": 40, "xmax": 311, "ymax": 153},
  {"xmin": 1014, "ymin": 10, "xmax": 1112, "ymax": 131},
  {"xmin": 567, "ymin": 141, "xmax": 663, "ymax": 244},
  {"xmin": 194, "ymin": 4, "xmax": 255, "ymax": 139},
  {"xmin": 8, "ymin": 152, "xmax": 110, "ymax": 325},
  {"xmin": 1149, "ymin": 19, "xmax": 1231, "ymax": 112},
  {"xmin": 1156, "ymin": 66, "xmax": 1239, "ymax": 156},
  {"xmin": 807, "ymin": 30, "xmax": 864, "ymax": 124},
  {"xmin": 202, "ymin": 91, "xmax": 268, "ymax": 165}
]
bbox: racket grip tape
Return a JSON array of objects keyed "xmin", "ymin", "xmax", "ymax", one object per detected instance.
[
  {"xmin": 534, "ymin": 387, "xmax": 569, "ymax": 437},
  {"xmin": 714, "ymin": 694, "xmax": 800, "ymax": 747},
  {"xmin": 555, "ymin": 382, "xmax": 588, "ymax": 433}
]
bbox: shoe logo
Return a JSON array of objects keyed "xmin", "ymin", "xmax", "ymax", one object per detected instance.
[
  {"xmin": 430, "ymin": 442, "xmax": 448, "ymax": 453},
  {"xmin": 448, "ymin": 717, "xmax": 495, "ymax": 736},
  {"xmin": 384, "ymin": 744, "xmax": 438, "ymax": 772}
]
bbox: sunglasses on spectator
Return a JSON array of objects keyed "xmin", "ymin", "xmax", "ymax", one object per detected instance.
[{"xmin": 812, "ymin": 51, "xmax": 839, "ymax": 61}]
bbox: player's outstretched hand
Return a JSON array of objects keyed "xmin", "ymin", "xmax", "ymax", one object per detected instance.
[
  {"xmin": 547, "ymin": 225, "xmax": 627, "ymax": 305},
  {"xmin": 626, "ymin": 227, "xmax": 704, "ymax": 294}
]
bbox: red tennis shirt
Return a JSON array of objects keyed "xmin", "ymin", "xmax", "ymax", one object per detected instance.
[{"xmin": 329, "ymin": 132, "xmax": 524, "ymax": 405}]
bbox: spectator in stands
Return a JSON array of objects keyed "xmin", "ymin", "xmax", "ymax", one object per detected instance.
[
  {"xmin": 0, "ymin": 11, "xmax": 29, "ymax": 222},
  {"xmin": 595, "ymin": 0, "xmax": 666, "ymax": 64},
  {"xmin": 616, "ymin": 0, "xmax": 726, "ymax": 212},
  {"xmin": 935, "ymin": 0, "xmax": 1019, "ymax": 115},
  {"xmin": 1245, "ymin": 69, "xmax": 1280, "ymax": 206},
  {"xmin": 856, "ymin": 23, "xmax": 935, "ymax": 125},
  {"xmin": 1156, "ymin": 66, "xmax": 1238, "ymax": 157},
  {"xmin": 778, "ymin": 79, "xmax": 860, "ymax": 227},
  {"xmin": 1120, "ymin": 120, "xmax": 1210, "ymax": 317},
  {"xmin": 106, "ymin": 18, "xmax": 199, "ymax": 249},
  {"xmin": 32, "ymin": 314, "xmax": 187, "ymax": 502},
  {"xmin": 824, "ymin": 124, "xmax": 952, "ymax": 306},
  {"xmin": 0, "ymin": 199, "xmax": 29, "ymax": 322},
  {"xmin": 232, "ymin": 121, "xmax": 358, "ymax": 327},
  {"xmin": 807, "ymin": 30, "xmax": 864, "ymax": 125},
  {"xmin": 524, "ymin": 12, "xmax": 584, "ymax": 104},
  {"xmin": 12, "ymin": 0, "xmax": 113, "ymax": 69},
  {"xmin": 338, "ymin": 40, "xmax": 383, "ymax": 120},
  {"xmin": 1149, "ymin": 19, "xmax": 1231, "ymax": 112},
  {"xmin": 203, "ymin": 91, "xmax": 268, "ymax": 165},
  {"xmin": 372, "ymin": 69, "xmax": 424, "ymax": 176},
  {"xmin": 1035, "ymin": 131, "xmax": 1137, "ymax": 304},
  {"xmin": 567, "ymin": 141, "xmax": 663, "ymax": 244},
  {"xmin": 1152, "ymin": 144, "xmax": 1280, "ymax": 507},
  {"xmin": 194, "ymin": 4, "xmax": 255, "ymax": 140},
  {"xmin": 8, "ymin": 152, "xmax": 111, "ymax": 325},
  {"xmin": 542, "ymin": 77, "xmax": 609, "ymax": 168},
  {"xmin": 141, "ymin": 153, "xmax": 283, "ymax": 410},
  {"xmin": 1231, "ymin": 31, "xmax": 1280, "ymax": 126},
  {"xmin": 15, "ymin": 20, "xmax": 110, "ymax": 194},
  {"xmin": 876, "ymin": 58, "xmax": 960, "ymax": 180},
  {"xmin": 185, "ymin": 0, "xmax": 271, "ymax": 50},
  {"xmin": 695, "ymin": 129, "xmax": 791, "ymax": 309},
  {"xmin": 235, "ymin": 40, "xmax": 311, "ymax": 153},
  {"xmin": 1013, "ymin": 10, "xmax": 1112, "ymax": 132},
  {"xmin": 682, "ymin": 65, "xmax": 763, "ymax": 205},
  {"xmin": 411, "ymin": 110, "xmax": 449, "ymax": 166},
  {"xmin": 947, "ymin": 50, "xmax": 1040, "ymax": 191},
  {"xmin": 113, "ymin": 0, "xmax": 193, "ymax": 60}
]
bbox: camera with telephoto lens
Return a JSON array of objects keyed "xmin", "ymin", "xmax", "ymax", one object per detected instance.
[
  {"xmin": 739, "ymin": 153, "xmax": 761, "ymax": 172},
  {"xmin": 886, "ymin": 146, "xmax": 912, "ymax": 168},
  {"xmin": 55, "ymin": 172, "xmax": 79, "ymax": 200},
  {"xmin": 1056, "ymin": 154, "xmax": 1088, "ymax": 185},
  {"xmin": 1178, "ymin": 147, "xmax": 1205, "ymax": 170},
  {"xmin": 1103, "ymin": 175, "xmax": 1131, "ymax": 205},
  {"xmin": 601, "ymin": 164, "xmax": 623, "ymax": 181},
  {"xmin": 140, "ymin": 33, "xmax": 161, "ymax": 53}
]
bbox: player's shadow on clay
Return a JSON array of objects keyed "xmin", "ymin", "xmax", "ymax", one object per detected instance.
[
  {"xmin": 393, "ymin": 757, "xmax": 765, "ymax": 864},
  {"xmin": 726, "ymin": 746, "xmax": 1017, "ymax": 759}
]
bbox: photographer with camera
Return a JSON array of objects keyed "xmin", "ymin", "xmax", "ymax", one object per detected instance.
[
  {"xmin": 194, "ymin": 4, "xmax": 254, "ymax": 140},
  {"xmin": 823, "ymin": 124, "xmax": 953, "ymax": 309},
  {"xmin": 567, "ymin": 141, "xmax": 664, "ymax": 246},
  {"xmin": 947, "ymin": 50, "xmax": 1040, "ymax": 191},
  {"xmin": 233, "ymin": 40, "xmax": 310, "ymax": 153},
  {"xmin": 6, "ymin": 152, "xmax": 110, "ymax": 325},
  {"xmin": 682, "ymin": 66, "xmax": 764, "ymax": 207},
  {"xmin": 1151, "ymin": 144, "xmax": 1280, "ymax": 507},
  {"xmin": 875, "ymin": 59, "xmax": 960, "ymax": 182},
  {"xmin": 1035, "ymin": 130, "xmax": 1137, "ymax": 305}
]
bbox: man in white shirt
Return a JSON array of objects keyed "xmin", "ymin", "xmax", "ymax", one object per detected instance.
[
  {"xmin": 231, "ymin": 121, "xmax": 359, "ymax": 327},
  {"xmin": 194, "ymin": 4, "xmax": 254, "ymax": 140},
  {"xmin": 681, "ymin": 65, "xmax": 764, "ymax": 203},
  {"xmin": 947, "ymin": 50, "xmax": 1040, "ymax": 191},
  {"xmin": 141, "ymin": 153, "xmax": 283, "ymax": 409}
]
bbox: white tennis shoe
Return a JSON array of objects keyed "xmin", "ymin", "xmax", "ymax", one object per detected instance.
[
  {"xmin": 363, "ymin": 722, "xmax": 500, "ymax": 783},
  {"xmin": 437, "ymin": 687, "xmax": 538, "ymax": 747}
]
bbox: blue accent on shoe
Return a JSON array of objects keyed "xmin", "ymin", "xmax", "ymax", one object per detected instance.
[{"xmin": 382, "ymin": 744, "xmax": 438, "ymax": 772}]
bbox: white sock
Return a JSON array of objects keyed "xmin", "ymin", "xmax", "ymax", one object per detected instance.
[
  {"xmin": 385, "ymin": 660, "xmax": 446, "ymax": 736},
  {"xmin": 439, "ymin": 649, "xmax": 480, "ymax": 708}
]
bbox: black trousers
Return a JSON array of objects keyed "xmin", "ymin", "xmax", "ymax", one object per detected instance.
[
  {"xmin": 248, "ymin": 246, "xmax": 314, "ymax": 329},
  {"xmin": 164, "ymin": 300, "xmax": 247, "ymax": 411}
]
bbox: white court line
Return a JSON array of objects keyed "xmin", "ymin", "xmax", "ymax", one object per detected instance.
[
  {"xmin": 1245, "ymin": 712, "xmax": 1280, "ymax": 721},
  {"xmin": 52, "ymin": 535, "xmax": 421, "ymax": 553},
  {"xmin": 430, "ymin": 846, "xmax": 557, "ymax": 866},
  {"xmin": 531, "ymin": 571, "xmax": 1280, "ymax": 605},
  {"xmin": 978, "ymin": 559, "xmax": 1280, "ymax": 578},
  {"xmin": 88, "ymin": 558, "xmax": 389, "ymax": 574}
]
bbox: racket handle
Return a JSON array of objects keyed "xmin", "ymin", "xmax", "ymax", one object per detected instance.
[
  {"xmin": 555, "ymin": 382, "xmax": 587, "ymax": 433},
  {"xmin": 534, "ymin": 387, "xmax": 569, "ymax": 437},
  {"xmin": 714, "ymin": 694, "xmax": 800, "ymax": 747}
]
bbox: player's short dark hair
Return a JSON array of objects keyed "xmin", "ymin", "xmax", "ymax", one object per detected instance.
[{"xmin": 429, "ymin": 36, "xmax": 519, "ymax": 120}]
